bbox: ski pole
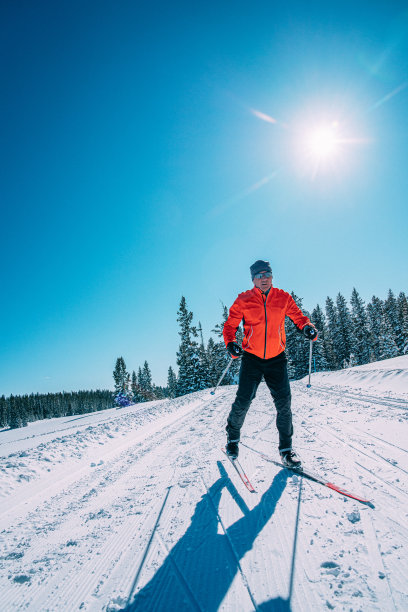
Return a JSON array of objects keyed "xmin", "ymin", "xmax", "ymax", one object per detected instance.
[
  {"xmin": 307, "ymin": 340, "xmax": 313, "ymax": 388},
  {"xmin": 210, "ymin": 357, "xmax": 234, "ymax": 395}
]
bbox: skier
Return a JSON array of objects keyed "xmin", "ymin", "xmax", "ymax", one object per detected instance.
[{"xmin": 223, "ymin": 260, "xmax": 318, "ymax": 468}]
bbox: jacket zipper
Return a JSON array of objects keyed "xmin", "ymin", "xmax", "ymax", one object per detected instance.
[{"xmin": 263, "ymin": 294, "xmax": 267, "ymax": 358}]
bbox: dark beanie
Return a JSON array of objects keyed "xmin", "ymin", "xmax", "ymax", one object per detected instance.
[{"xmin": 250, "ymin": 260, "xmax": 272, "ymax": 280}]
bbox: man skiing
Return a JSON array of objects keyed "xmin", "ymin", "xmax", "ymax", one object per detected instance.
[{"xmin": 223, "ymin": 260, "xmax": 318, "ymax": 468}]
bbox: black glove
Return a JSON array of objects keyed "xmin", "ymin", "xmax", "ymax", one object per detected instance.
[
  {"xmin": 303, "ymin": 325, "xmax": 318, "ymax": 341},
  {"xmin": 227, "ymin": 342, "xmax": 243, "ymax": 358}
]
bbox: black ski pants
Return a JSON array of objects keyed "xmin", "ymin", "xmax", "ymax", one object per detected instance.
[{"xmin": 226, "ymin": 350, "xmax": 293, "ymax": 451}]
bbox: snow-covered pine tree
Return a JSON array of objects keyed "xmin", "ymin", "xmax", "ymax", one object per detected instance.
[
  {"xmin": 350, "ymin": 288, "xmax": 371, "ymax": 365},
  {"xmin": 140, "ymin": 361, "xmax": 153, "ymax": 393},
  {"xmin": 131, "ymin": 370, "xmax": 143, "ymax": 403},
  {"xmin": 8, "ymin": 395, "xmax": 22, "ymax": 429},
  {"xmin": 197, "ymin": 321, "xmax": 212, "ymax": 389},
  {"xmin": 205, "ymin": 337, "xmax": 221, "ymax": 387},
  {"xmin": 384, "ymin": 290, "xmax": 401, "ymax": 354},
  {"xmin": 167, "ymin": 366, "xmax": 177, "ymax": 398},
  {"xmin": 335, "ymin": 293, "xmax": 354, "ymax": 367},
  {"xmin": 176, "ymin": 296, "xmax": 202, "ymax": 396},
  {"xmin": 397, "ymin": 292, "xmax": 408, "ymax": 354},
  {"xmin": 379, "ymin": 307, "xmax": 399, "ymax": 360},
  {"xmin": 366, "ymin": 296, "xmax": 384, "ymax": 362},
  {"xmin": 113, "ymin": 357, "xmax": 129, "ymax": 394},
  {"xmin": 0, "ymin": 395, "xmax": 8, "ymax": 428},
  {"xmin": 310, "ymin": 304, "xmax": 329, "ymax": 371},
  {"xmin": 325, "ymin": 297, "xmax": 341, "ymax": 369},
  {"xmin": 113, "ymin": 357, "xmax": 132, "ymax": 407},
  {"xmin": 137, "ymin": 366, "xmax": 143, "ymax": 389},
  {"xmin": 285, "ymin": 292, "xmax": 310, "ymax": 379}
]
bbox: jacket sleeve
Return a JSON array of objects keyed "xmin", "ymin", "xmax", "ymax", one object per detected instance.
[
  {"xmin": 285, "ymin": 295, "xmax": 311, "ymax": 330},
  {"xmin": 223, "ymin": 297, "xmax": 244, "ymax": 347}
]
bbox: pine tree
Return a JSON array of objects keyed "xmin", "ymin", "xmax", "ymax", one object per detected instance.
[
  {"xmin": 335, "ymin": 293, "xmax": 354, "ymax": 367},
  {"xmin": 197, "ymin": 322, "xmax": 212, "ymax": 389},
  {"xmin": 285, "ymin": 292, "xmax": 310, "ymax": 379},
  {"xmin": 176, "ymin": 296, "xmax": 202, "ymax": 396},
  {"xmin": 325, "ymin": 297, "xmax": 341, "ymax": 369},
  {"xmin": 310, "ymin": 304, "xmax": 329, "ymax": 371},
  {"xmin": 397, "ymin": 292, "xmax": 408, "ymax": 354},
  {"xmin": 8, "ymin": 395, "xmax": 22, "ymax": 429},
  {"xmin": 113, "ymin": 357, "xmax": 132, "ymax": 407},
  {"xmin": 167, "ymin": 366, "xmax": 177, "ymax": 398},
  {"xmin": 366, "ymin": 296, "xmax": 384, "ymax": 361},
  {"xmin": 140, "ymin": 361, "xmax": 153, "ymax": 393},
  {"xmin": 378, "ymin": 308, "xmax": 399, "ymax": 360},
  {"xmin": 131, "ymin": 370, "xmax": 143, "ymax": 403},
  {"xmin": 350, "ymin": 288, "xmax": 371, "ymax": 365},
  {"xmin": 113, "ymin": 357, "xmax": 129, "ymax": 394},
  {"xmin": 384, "ymin": 290, "xmax": 401, "ymax": 354}
]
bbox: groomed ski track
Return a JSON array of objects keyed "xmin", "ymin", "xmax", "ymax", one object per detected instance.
[{"xmin": 1, "ymin": 364, "xmax": 408, "ymax": 611}]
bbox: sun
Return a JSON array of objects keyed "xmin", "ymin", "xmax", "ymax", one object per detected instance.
[{"xmin": 305, "ymin": 122, "xmax": 340, "ymax": 161}]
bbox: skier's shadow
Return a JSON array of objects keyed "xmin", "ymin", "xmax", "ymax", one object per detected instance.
[{"xmin": 122, "ymin": 462, "xmax": 292, "ymax": 611}]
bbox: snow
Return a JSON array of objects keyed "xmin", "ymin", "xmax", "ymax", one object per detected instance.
[
  {"xmin": 303, "ymin": 354, "xmax": 408, "ymax": 395},
  {"xmin": 1, "ymin": 358, "xmax": 407, "ymax": 611}
]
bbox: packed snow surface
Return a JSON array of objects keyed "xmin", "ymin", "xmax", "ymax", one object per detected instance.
[{"xmin": 1, "ymin": 357, "xmax": 408, "ymax": 611}]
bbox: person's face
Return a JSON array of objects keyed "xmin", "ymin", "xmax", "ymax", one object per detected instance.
[{"xmin": 253, "ymin": 271, "xmax": 273, "ymax": 292}]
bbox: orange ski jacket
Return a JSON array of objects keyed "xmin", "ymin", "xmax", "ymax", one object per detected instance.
[{"xmin": 223, "ymin": 287, "xmax": 311, "ymax": 360}]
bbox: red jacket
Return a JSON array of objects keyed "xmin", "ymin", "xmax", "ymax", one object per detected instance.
[{"xmin": 223, "ymin": 287, "xmax": 311, "ymax": 360}]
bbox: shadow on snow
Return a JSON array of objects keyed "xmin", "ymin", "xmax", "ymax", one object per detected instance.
[{"xmin": 121, "ymin": 461, "xmax": 293, "ymax": 611}]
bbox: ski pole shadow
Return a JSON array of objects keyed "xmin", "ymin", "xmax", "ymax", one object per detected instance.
[{"xmin": 121, "ymin": 462, "xmax": 292, "ymax": 612}]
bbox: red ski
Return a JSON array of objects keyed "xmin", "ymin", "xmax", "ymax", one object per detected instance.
[
  {"xmin": 241, "ymin": 443, "xmax": 374, "ymax": 507},
  {"xmin": 222, "ymin": 448, "xmax": 256, "ymax": 493}
]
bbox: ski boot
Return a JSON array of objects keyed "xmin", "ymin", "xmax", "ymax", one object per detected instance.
[
  {"xmin": 280, "ymin": 449, "xmax": 302, "ymax": 469},
  {"xmin": 226, "ymin": 439, "xmax": 239, "ymax": 460}
]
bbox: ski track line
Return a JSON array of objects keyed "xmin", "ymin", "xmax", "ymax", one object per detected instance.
[
  {"xmin": 303, "ymin": 422, "xmax": 408, "ymax": 503},
  {"xmin": 0, "ymin": 391, "xmax": 230, "ymax": 530},
  {"xmin": 299, "ymin": 384, "xmax": 408, "ymax": 410},
  {"xmin": 314, "ymin": 421, "xmax": 408, "ymax": 478},
  {"xmin": 359, "ymin": 508, "xmax": 398, "ymax": 611},
  {"xmin": 305, "ymin": 384, "xmax": 408, "ymax": 406},
  {"xmin": 324, "ymin": 412, "xmax": 408, "ymax": 457}
]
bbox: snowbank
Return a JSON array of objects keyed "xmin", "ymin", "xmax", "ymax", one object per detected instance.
[{"xmin": 304, "ymin": 354, "xmax": 408, "ymax": 395}]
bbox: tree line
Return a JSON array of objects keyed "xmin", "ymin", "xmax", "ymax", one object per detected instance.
[
  {"xmin": 2, "ymin": 288, "xmax": 407, "ymax": 426},
  {"xmin": 0, "ymin": 390, "xmax": 113, "ymax": 430}
]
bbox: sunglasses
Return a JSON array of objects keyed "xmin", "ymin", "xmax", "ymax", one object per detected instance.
[{"xmin": 254, "ymin": 272, "xmax": 272, "ymax": 279}]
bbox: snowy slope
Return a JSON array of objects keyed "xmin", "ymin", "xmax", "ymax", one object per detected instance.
[{"xmin": 1, "ymin": 358, "xmax": 407, "ymax": 611}]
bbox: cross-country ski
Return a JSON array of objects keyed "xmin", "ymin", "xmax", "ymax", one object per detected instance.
[{"xmin": 222, "ymin": 447, "xmax": 256, "ymax": 493}]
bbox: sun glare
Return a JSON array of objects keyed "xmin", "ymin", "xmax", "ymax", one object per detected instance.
[
  {"xmin": 295, "ymin": 118, "xmax": 356, "ymax": 180},
  {"xmin": 306, "ymin": 122, "xmax": 339, "ymax": 160}
]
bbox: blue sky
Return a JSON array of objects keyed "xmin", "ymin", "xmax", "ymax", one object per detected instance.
[{"xmin": 1, "ymin": 1, "xmax": 407, "ymax": 394}]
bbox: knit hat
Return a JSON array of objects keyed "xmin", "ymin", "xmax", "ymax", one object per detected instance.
[{"xmin": 250, "ymin": 260, "xmax": 272, "ymax": 280}]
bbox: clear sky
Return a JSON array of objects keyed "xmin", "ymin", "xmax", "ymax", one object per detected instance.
[{"xmin": 1, "ymin": 0, "xmax": 407, "ymax": 395}]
